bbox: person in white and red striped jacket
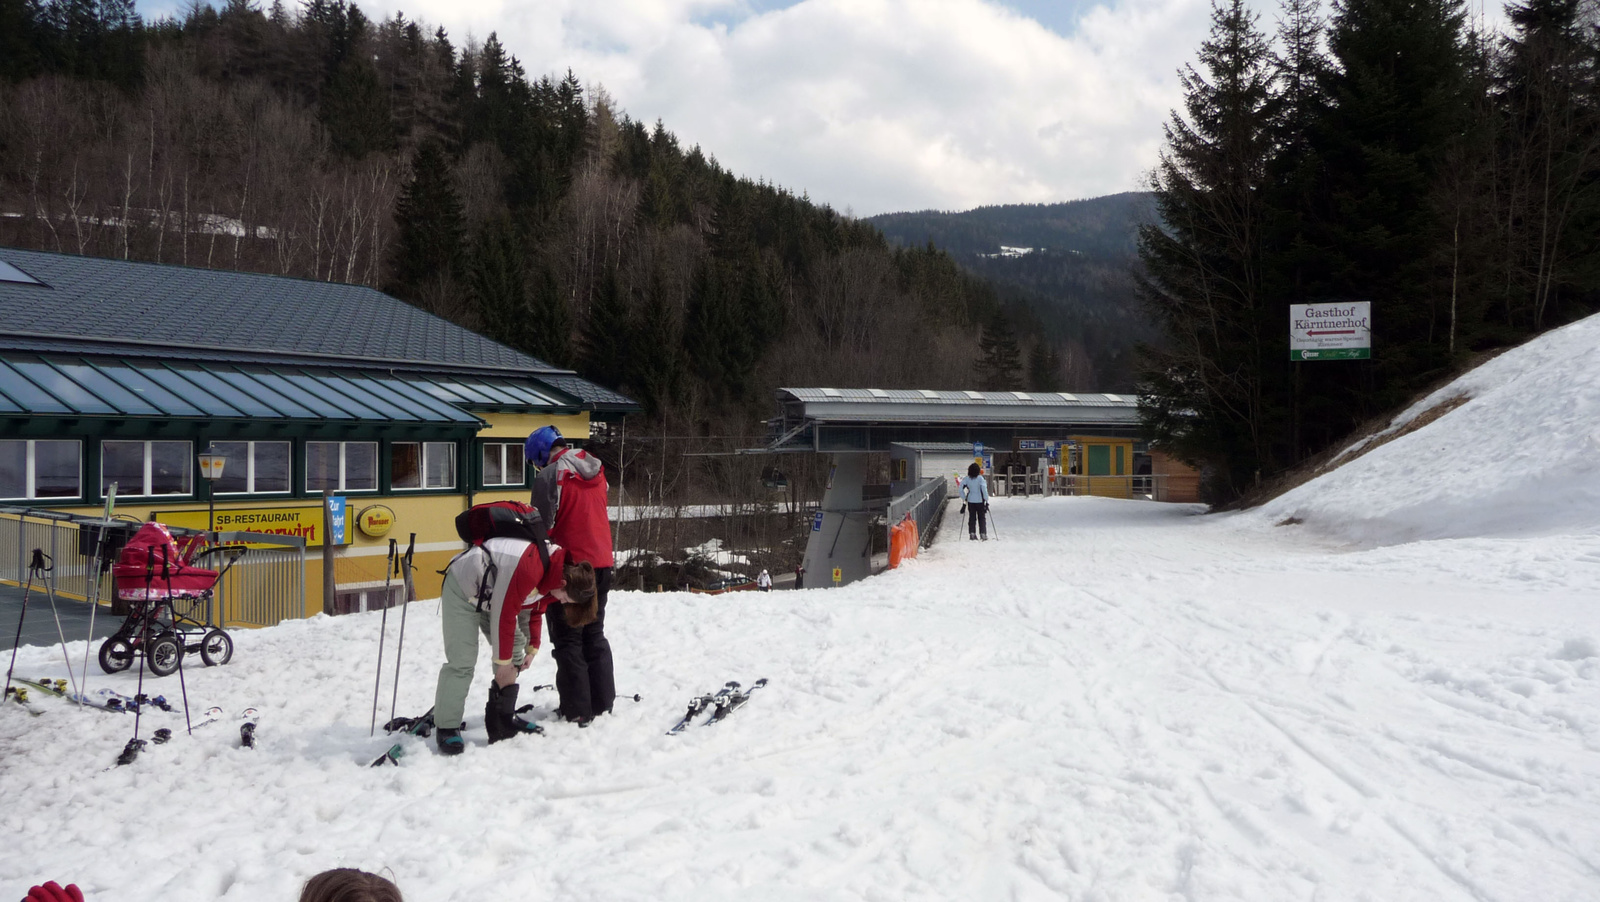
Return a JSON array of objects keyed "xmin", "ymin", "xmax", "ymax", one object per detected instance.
[{"xmin": 431, "ymin": 536, "xmax": 596, "ymax": 755}]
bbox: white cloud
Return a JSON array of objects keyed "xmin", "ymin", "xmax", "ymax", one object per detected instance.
[{"xmin": 388, "ymin": 0, "xmax": 1215, "ymax": 215}]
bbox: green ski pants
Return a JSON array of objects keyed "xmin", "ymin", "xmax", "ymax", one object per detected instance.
[{"xmin": 434, "ymin": 573, "xmax": 529, "ymax": 730}]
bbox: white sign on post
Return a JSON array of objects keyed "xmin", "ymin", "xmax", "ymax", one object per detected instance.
[{"xmin": 1290, "ymin": 302, "xmax": 1371, "ymax": 361}]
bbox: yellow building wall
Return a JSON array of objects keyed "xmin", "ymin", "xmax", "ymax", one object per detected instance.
[
  {"xmin": 476, "ymin": 411, "xmax": 592, "ymax": 439},
  {"xmin": 1069, "ymin": 435, "xmax": 1135, "ymax": 499},
  {"xmin": 36, "ymin": 409, "xmax": 592, "ymax": 621}
]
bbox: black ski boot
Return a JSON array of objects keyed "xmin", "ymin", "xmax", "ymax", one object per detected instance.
[
  {"xmin": 435, "ymin": 727, "xmax": 464, "ymax": 756},
  {"xmin": 487, "ymin": 683, "xmax": 543, "ymax": 742},
  {"xmin": 486, "ymin": 683, "xmax": 517, "ymax": 744}
]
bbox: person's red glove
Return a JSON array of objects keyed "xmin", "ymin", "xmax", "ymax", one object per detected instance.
[{"xmin": 25, "ymin": 882, "xmax": 84, "ymax": 902}]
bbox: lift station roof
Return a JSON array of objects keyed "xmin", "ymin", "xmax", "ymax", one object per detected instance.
[{"xmin": 768, "ymin": 387, "xmax": 1141, "ymax": 453}]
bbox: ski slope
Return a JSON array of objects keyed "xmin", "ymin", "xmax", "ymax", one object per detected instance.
[{"xmin": 4, "ymin": 321, "xmax": 1600, "ymax": 901}]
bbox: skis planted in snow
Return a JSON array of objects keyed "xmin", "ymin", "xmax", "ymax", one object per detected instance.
[{"xmin": 705, "ymin": 678, "xmax": 767, "ymax": 726}]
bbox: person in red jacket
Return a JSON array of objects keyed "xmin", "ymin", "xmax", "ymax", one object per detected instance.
[{"xmin": 527, "ymin": 425, "xmax": 616, "ymax": 724}]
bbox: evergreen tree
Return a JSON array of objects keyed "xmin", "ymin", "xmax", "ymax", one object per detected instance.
[
  {"xmin": 526, "ymin": 259, "xmax": 573, "ymax": 367},
  {"xmin": 321, "ymin": 56, "xmax": 394, "ymax": 158},
  {"xmin": 1495, "ymin": 0, "xmax": 1600, "ymax": 331},
  {"xmin": 580, "ymin": 264, "xmax": 632, "ymax": 390},
  {"xmin": 628, "ymin": 265, "xmax": 684, "ymax": 416},
  {"xmin": 1026, "ymin": 342, "xmax": 1062, "ymax": 392},
  {"xmin": 976, "ymin": 310, "xmax": 1022, "ymax": 390},
  {"xmin": 0, "ymin": 0, "xmax": 44, "ymax": 82},
  {"xmin": 1308, "ymin": 0, "xmax": 1473, "ymax": 407},
  {"xmin": 468, "ymin": 214, "xmax": 533, "ymax": 352},
  {"xmin": 389, "ymin": 140, "xmax": 465, "ymax": 302},
  {"xmin": 1136, "ymin": 0, "xmax": 1276, "ymax": 497}
]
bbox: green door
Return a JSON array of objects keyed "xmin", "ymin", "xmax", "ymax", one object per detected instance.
[
  {"xmin": 1115, "ymin": 445, "xmax": 1125, "ymax": 475},
  {"xmin": 1087, "ymin": 445, "xmax": 1111, "ymax": 476}
]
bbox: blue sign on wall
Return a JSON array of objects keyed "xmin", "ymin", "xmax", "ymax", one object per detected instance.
[
  {"xmin": 973, "ymin": 441, "xmax": 984, "ymax": 456},
  {"xmin": 811, "ymin": 511, "xmax": 824, "ymax": 532},
  {"xmin": 326, "ymin": 495, "xmax": 347, "ymax": 545}
]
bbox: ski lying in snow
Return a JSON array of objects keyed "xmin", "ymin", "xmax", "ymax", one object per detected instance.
[
  {"xmin": 240, "ymin": 708, "xmax": 259, "ymax": 748},
  {"xmin": 371, "ymin": 707, "xmax": 435, "ymax": 767},
  {"xmin": 3, "ymin": 685, "xmax": 45, "ymax": 716},
  {"xmin": 14, "ymin": 679, "xmax": 174, "ymax": 715},
  {"xmin": 705, "ymin": 679, "xmax": 767, "ymax": 726},
  {"xmin": 666, "ymin": 682, "xmax": 736, "ymax": 735}
]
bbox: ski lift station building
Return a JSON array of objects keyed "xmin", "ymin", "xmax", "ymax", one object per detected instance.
[
  {"xmin": 765, "ymin": 387, "xmax": 1196, "ymax": 587},
  {"xmin": 0, "ymin": 247, "xmax": 636, "ymax": 623}
]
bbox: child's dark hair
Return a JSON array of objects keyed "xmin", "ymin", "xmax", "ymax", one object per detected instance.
[
  {"xmin": 968, "ymin": 462, "xmax": 981, "ymax": 478},
  {"xmin": 299, "ymin": 869, "xmax": 403, "ymax": 902},
  {"xmin": 561, "ymin": 560, "xmax": 598, "ymax": 627}
]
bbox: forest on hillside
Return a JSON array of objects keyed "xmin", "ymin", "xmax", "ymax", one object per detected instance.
[
  {"xmin": 1142, "ymin": 0, "xmax": 1600, "ymax": 501},
  {"xmin": 870, "ymin": 193, "xmax": 1158, "ymax": 390},
  {"xmin": 0, "ymin": 0, "xmax": 1074, "ymax": 448}
]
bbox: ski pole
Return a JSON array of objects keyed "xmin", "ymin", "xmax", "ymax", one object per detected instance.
[
  {"xmin": 4, "ymin": 549, "xmax": 47, "ymax": 703},
  {"xmin": 370, "ymin": 538, "xmax": 396, "ymax": 736},
  {"xmin": 387, "ymin": 533, "xmax": 415, "ymax": 726},
  {"xmin": 165, "ymin": 550, "xmax": 194, "ymax": 735},
  {"xmin": 40, "ymin": 548, "xmax": 79, "ymax": 700},
  {"xmin": 986, "ymin": 501, "xmax": 999, "ymax": 540},
  {"xmin": 130, "ymin": 547, "xmax": 155, "ymax": 751}
]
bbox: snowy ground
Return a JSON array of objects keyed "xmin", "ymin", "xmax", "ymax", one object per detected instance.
[
  {"xmin": 2, "ymin": 494, "xmax": 1596, "ymax": 901},
  {"xmin": 5, "ymin": 317, "xmax": 1600, "ymax": 901}
]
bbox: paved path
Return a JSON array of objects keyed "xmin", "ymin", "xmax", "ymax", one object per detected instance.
[{"xmin": 0, "ymin": 581, "xmax": 118, "ymax": 653}]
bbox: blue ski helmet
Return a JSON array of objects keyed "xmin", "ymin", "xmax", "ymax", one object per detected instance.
[{"xmin": 526, "ymin": 425, "xmax": 563, "ymax": 468}]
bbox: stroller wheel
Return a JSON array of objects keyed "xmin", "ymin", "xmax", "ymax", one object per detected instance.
[
  {"xmin": 98, "ymin": 637, "xmax": 134, "ymax": 674},
  {"xmin": 146, "ymin": 632, "xmax": 183, "ymax": 677},
  {"xmin": 200, "ymin": 628, "xmax": 233, "ymax": 667}
]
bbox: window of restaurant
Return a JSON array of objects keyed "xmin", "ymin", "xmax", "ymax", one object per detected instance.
[
  {"xmin": 306, "ymin": 441, "xmax": 377, "ymax": 493},
  {"xmin": 0, "ymin": 439, "xmax": 81, "ymax": 501},
  {"xmin": 101, "ymin": 440, "xmax": 191, "ymax": 497}
]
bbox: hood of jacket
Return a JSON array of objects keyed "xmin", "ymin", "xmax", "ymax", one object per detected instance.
[{"xmin": 552, "ymin": 446, "xmax": 604, "ymax": 481}]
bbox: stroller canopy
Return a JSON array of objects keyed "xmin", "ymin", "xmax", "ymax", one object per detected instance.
[{"xmin": 113, "ymin": 522, "xmax": 220, "ymax": 601}]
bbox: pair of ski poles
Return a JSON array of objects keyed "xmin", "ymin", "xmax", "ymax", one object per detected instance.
[{"xmin": 370, "ymin": 534, "xmax": 417, "ymax": 736}]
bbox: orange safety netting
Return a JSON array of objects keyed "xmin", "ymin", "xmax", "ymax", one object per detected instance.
[{"xmin": 888, "ymin": 514, "xmax": 921, "ymax": 569}]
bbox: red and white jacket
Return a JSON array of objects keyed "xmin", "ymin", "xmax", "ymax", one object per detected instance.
[
  {"xmin": 446, "ymin": 538, "xmax": 568, "ymax": 664},
  {"xmin": 532, "ymin": 447, "xmax": 615, "ymax": 568}
]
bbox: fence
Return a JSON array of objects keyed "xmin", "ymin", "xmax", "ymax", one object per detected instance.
[
  {"xmin": 885, "ymin": 476, "xmax": 948, "ymax": 562},
  {"xmin": 990, "ymin": 474, "xmax": 1200, "ymax": 502},
  {"xmin": 0, "ymin": 507, "xmax": 307, "ymax": 629}
]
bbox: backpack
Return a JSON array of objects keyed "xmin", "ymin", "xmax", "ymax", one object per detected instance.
[{"xmin": 451, "ymin": 501, "xmax": 551, "ymax": 609}]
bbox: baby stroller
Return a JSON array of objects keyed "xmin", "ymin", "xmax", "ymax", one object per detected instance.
[{"xmin": 99, "ymin": 522, "xmax": 244, "ymax": 677}]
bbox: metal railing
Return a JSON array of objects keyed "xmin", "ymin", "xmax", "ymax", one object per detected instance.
[
  {"xmin": 886, "ymin": 477, "xmax": 948, "ymax": 550},
  {"xmin": 1046, "ymin": 473, "xmax": 1200, "ymax": 501},
  {"xmin": 209, "ymin": 531, "xmax": 307, "ymax": 628},
  {"xmin": 0, "ymin": 508, "xmax": 308, "ymax": 629}
]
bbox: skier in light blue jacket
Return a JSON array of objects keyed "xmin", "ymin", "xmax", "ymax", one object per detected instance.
[{"xmin": 959, "ymin": 462, "xmax": 990, "ymax": 540}]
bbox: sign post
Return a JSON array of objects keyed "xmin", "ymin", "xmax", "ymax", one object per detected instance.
[{"xmin": 1290, "ymin": 302, "xmax": 1371, "ymax": 361}]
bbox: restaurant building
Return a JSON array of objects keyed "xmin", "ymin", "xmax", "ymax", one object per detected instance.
[{"xmin": 0, "ymin": 247, "xmax": 636, "ymax": 618}]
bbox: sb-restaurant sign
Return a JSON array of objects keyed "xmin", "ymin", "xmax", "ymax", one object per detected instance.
[
  {"xmin": 1290, "ymin": 302, "xmax": 1371, "ymax": 361},
  {"xmin": 158, "ymin": 504, "xmax": 349, "ymax": 547}
]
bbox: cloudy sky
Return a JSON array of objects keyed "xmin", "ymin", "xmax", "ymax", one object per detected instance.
[{"xmin": 143, "ymin": 0, "xmax": 1241, "ymax": 216}]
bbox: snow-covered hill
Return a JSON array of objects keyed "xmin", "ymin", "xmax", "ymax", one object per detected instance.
[
  {"xmin": 3, "ymin": 317, "xmax": 1599, "ymax": 901},
  {"xmin": 1257, "ymin": 312, "xmax": 1600, "ymax": 545}
]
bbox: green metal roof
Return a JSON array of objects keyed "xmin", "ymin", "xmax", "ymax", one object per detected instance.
[
  {"xmin": 0, "ymin": 354, "xmax": 496, "ymax": 424},
  {"xmin": 0, "ymin": 246, "xmax": 639, "ymax": 415}
]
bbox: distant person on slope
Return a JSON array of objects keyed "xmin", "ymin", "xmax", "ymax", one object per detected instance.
[
  {"xmin": 756, "ymin": 569, "xmax": 772, "ymax": 591},
  {"xmin": 433, "ymin": 535, "xmax": 596, "ymax": 754},
  {"xmin": 528, "ymin": 425, "xmax": 617, "ymax": 725},
  {"xmin": 960, "ymin": 462, "xmax": 990, "ymax": 541}
]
